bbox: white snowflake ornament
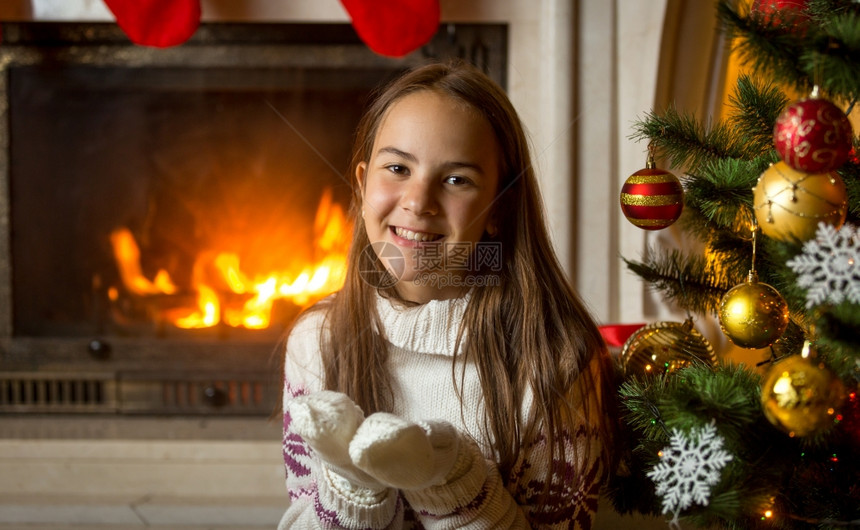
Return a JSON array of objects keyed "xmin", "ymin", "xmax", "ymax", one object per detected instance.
[
  {"xmin": 647, "ymin": 421, "xmax": 733, "ymax": 527},
  {"xmin": 786, "ymin": 222, "xmax": 860, "ymax": 308}
]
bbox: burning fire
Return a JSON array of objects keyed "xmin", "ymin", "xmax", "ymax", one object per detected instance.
[{"xmin": 109, "ymin": 189, "xmax": 350, "ymax": 330}]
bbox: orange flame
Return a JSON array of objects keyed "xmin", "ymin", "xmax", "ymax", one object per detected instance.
[
  {"xmin": 109, "ymin": 189, "xmax": 350, "ymax": 330},
  {"xmin": 110, "ymin": 228, "xmax": 178, "ymax": 296},
  {"xmin": 176, "ymin": 285, "xmax": 220, "ymax": 329}
]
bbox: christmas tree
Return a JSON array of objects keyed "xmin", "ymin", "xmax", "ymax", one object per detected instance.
[{"xmin": 609, "ymin": 0, "xmax": 859, "ymax": 528}]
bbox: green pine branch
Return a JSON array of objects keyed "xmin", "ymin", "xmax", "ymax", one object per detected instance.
[
  {"xmin": 630, "ymin": 108, "xmax": 751, "ymax": 172},
  {"xmin": 813, "ymin": 304, "xmax": 860, "ymax": 378},
  {"xmin": 840, "ymin": 157, "xmax": 860, "ymax": 218},
  {"xmin": 806, "ymin": 9, "xmax": 860, "ymax": 103},
  {"xmin": 717, "ymin": 2, "xmax": 812, "ymax": 93},
  {"xmin": 618, "ymin": 364, "xmax": 792, "ymax": 528},
  {"xmin": 717, "ymin": 1, "xmax": 860, "ymax": 101},
  {"xmin": 682, "ymin": 157, "xmax": 767, "ymax": 231},
  {"xmin": 622, "ymin": 248, "xmax": 733, "ymax": 316},
  {"xmin": 727, "ymin": 75, "xmax": 790, "ymax": 153},
  {"xmin": 617, "ymin": 362, "xmax": 859, "ymax": 529}
]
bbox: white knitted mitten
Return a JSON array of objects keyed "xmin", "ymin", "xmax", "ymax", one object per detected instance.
[
  {"xmin": 349, "ymin": 412, "xmax": 461, "ymax": 490},
  {"xmin": 288, "ymin": 391, "xmax": 387, "ymax": 493}
]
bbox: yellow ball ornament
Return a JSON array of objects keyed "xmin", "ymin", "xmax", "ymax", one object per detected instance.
[
  {"xmin": 718, "ymin": 271, "xmax": 789, "ymax": 349},
  {"xmin": 761, "ymin": 345, "xmax": 846, "ymax": 437},
  {"xmin": 619, "ymin": 319, "xmax": 716, "ymax": 377},
  {"xmin": 753, "ymin": 161, "xmax": 847, "ymax": 242}
]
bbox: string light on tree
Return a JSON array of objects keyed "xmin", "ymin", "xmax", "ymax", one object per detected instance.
[{"xmin": 838, "ymin": 389, "xmax": 860, "ymax": 447}]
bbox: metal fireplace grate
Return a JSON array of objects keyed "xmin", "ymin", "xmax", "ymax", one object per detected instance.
[
  {"xmin": 0, "ymin": 371, "xmax": 278, "ymax": 414},
  {"xmin": 0, "ymin": 372, "xmax": 117, "ymax": 413},
  {"xmin": 120, "ymin": 372, "xmax": 278, "ymax": 414}
]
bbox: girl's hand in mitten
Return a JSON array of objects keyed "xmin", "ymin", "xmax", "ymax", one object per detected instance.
[
  {"xmin": 288, "ymin": 390, "xmax": 387, "ymax": 493},
  {"xmin": 349, "ymin": 412, "xmax": 462, "ymax": 490}
]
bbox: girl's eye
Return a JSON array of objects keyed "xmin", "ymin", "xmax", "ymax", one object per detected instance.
[
  {"xmin": 386, "ymin": 164, "xmax": 408, "ymax": 175},
  {"xmin": 444, "ymin": 175, "xmax": 472, "ymax": 186}
]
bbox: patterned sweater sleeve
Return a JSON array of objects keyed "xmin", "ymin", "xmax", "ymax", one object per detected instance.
[{"xmin": 277, "ymin": 309, "xmax": 403, "ymax": 530}]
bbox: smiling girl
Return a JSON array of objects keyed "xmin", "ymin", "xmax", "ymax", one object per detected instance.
[{"xmin": 279, "ymin": 61, "xmax": 617, "ymax": 529}]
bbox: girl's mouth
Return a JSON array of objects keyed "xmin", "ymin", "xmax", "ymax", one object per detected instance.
[{"xmin": 392, "ymin": 226, "xmax": 444, "ymax": 243}]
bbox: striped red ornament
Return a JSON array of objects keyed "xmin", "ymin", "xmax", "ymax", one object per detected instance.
[{"xmin": 620, "ymin": 165, "xmax": 684, "ymax": 230}]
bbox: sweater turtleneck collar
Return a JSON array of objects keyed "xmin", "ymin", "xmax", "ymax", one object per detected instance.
[{"xmin": 375, "ymin": 291, "xmax": 470, "ymax": 356}]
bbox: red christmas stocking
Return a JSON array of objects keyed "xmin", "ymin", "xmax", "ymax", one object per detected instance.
[
  {"xmin": 340, "ymin": 0, "xmax": 440, "ymax": 57},
  {"xmin": 103, "ymin": 0, "xmax": 201, "ymax": 48}
]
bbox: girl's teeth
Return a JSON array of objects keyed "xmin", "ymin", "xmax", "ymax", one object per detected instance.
[{"xmin": 395, "ymin": 227, "xmax": 440, "ymax": 242}]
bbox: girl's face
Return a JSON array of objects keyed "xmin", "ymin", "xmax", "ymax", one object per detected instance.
[{"xmin": 357, "ymin": 90, "xmax": 500, "ymax": 303}]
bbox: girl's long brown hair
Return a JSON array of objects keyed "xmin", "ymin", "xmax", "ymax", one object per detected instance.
[{"xmin": 314, "ymin": 60, "xmax": 617, "ymax": 496}]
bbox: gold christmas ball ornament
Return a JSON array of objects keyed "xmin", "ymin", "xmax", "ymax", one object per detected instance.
[
  {"xmin": 620, "ymin": 319, "xmax": 717, "ymax": 377},
  {"xmin": 718, "ymin": 271, "xmax": 789, "ymax": 349},
  {"xmin": 753, "ymin": 161, "xmax": 847, "ymax": 243},
  {"xmin": 761, "ymin": 345, "xmax": 847, "ymax": 437}
]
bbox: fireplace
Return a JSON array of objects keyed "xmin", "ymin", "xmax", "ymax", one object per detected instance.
[{"xmin": 0, "ymin": 21, "xmax": 506, "ymax": 415}]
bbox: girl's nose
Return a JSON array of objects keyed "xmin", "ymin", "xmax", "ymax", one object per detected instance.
[{"xmin": 400, "ymin": 178, "xmax": 439, "ymax": 216}]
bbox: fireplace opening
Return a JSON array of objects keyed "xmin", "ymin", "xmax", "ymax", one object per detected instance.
[
  {"xmin": 12, "ymin": 64, "xmax": 361, "ymax": 341},
  {"xmin": 0, "ymin": 21, "xmax": 507, "ymax": 414}
]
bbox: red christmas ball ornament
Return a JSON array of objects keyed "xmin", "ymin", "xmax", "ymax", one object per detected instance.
[
  {"xmin": 751, "ymin": 0, "xmax": 811, "ymax": 27},
  {"xmin": 774, "ymin": 92, "xmax": 854, "ymax": 173},
  {"xmin": 620, "ymin": 152, "xmax": 684, "ymax": 230}
]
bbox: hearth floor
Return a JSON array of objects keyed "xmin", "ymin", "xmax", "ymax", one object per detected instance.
[
  {"xmin": 0, "ymin": 495, "xmax": 669, "ymax": 530},
  {"xmin": 0, "ymin": 416, "xmax": 668, "ymax": 529},
  {"xmin": 0, "ymin": 493, "xmax": 285, "ymax": 528},
  {"xmin": 0, "ymin": 415, "xmax": 287, "ymax": 529}
]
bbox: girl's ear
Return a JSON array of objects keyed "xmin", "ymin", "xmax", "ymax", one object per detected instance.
[
  {"xmin": 486, "ymin": 210, "xmax": 499, "ymax": 237},
  {"xmin": 356, "ymin": 162, "xmax": 368, "ymax": 220},
  {"xmin": 486, "ymin": 220, "xmax": 498, "ymax": 237},
  {"xmin": 355, "ymin": 161, "xmax": 367, "ymax": 193}
]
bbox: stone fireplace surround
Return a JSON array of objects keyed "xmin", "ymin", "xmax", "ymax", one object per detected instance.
[{"xmin": 0, "ymin": 0, "xmax": 673, "ymax": 527}]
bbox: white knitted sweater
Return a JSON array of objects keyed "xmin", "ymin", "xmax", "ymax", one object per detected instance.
[{"xmin": 279, "ymin": 293, "xmax": 603, "ymax": 529}]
